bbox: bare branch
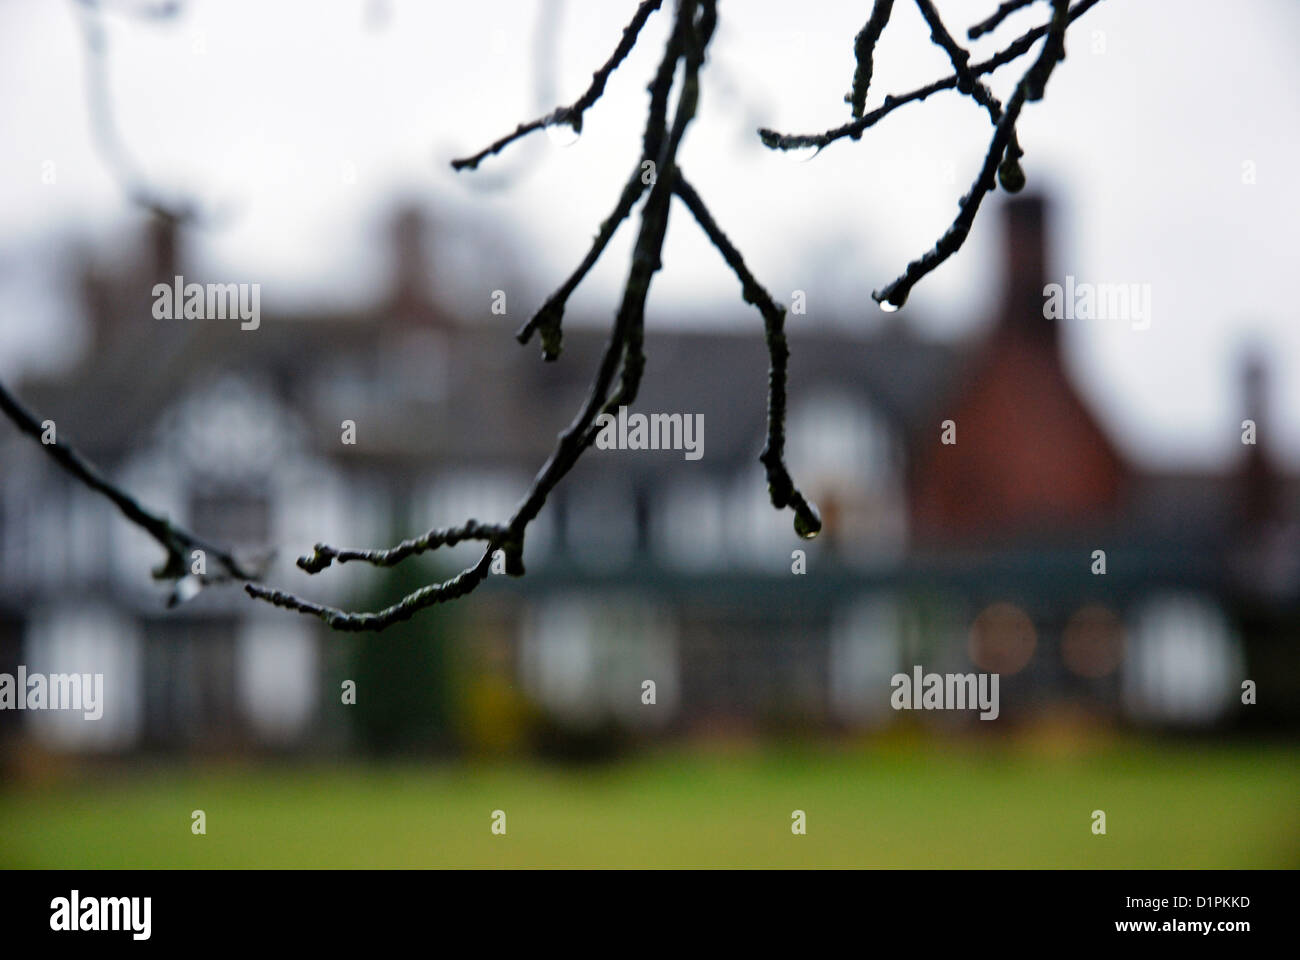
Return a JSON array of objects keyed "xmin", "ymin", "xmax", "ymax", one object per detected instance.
[
  {"xmin": 247, "ymin": 0, "xmax": 717, "ymax": 631},
  {"xmin": 758, "ymin": 0, "xmax": 1101, "ymax": 153},
  {"xmin": 913, "ymin": 0, "xmax": 1025, "ymax": 188},
  {"xmin": 671, "ymin": 172, "xmax": 821, "ymax": 538},
  {"xmin": 243, "ymin": 0, "xmax": 1097, "ymax": 629},
  {"xmin": 915, "ymin": 0, "xmax": 983, "ymax": 98},
  {"xmin": 450, "ymin": 0, "xmax": 665, "ymax": 171},
  {"xmin": 295, "ymin": 520, "xmax": 507, "ymax": 574},
  {"xmin": 873, "ymin": 0, "xmax": 1072, "ymax": 309},
  {"xmin": 0, "ymin": 379, "xmax": 259, "ymax": 587},
  {"xmin": 515, "ymin": 169, "xmax": 650, "ymax": 360},
  {"xmin": 13, "ymin": 0, "xmax": 1110, "ymax": 632},
  {"xmin": 247, "ymin": 551, "xmax": 496, "ymax": 632},
  {"xmin": 847, "ymin": 0, "xmax": 894, "ymax": 125}
]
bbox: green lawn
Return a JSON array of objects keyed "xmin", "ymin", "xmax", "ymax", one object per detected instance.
[{"xmin": 2, "ymin": 739, "xmax": 1297, "ymax": 868}]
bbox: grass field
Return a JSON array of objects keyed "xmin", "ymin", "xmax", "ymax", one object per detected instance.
[{"xmin": 2, "ymin": 737, "xmax": 1297, "ymax": 868}]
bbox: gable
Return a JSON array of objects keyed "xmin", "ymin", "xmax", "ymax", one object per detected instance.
[{"xmin": 911, "ymin": 337, "xmax": 1127, "ymax": 540}]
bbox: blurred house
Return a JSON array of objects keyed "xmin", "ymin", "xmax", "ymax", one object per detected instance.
[{"xmin": 1, "ymin": 194, "xmax": 1296, "ymax": 755}]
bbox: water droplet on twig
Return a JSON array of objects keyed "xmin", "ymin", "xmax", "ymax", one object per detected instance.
[{"xmin": 793, "ymin": 502, "xmax": 822, "ymax": 540}]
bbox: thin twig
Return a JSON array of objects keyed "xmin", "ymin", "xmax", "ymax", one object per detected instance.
[
  {"xmin": 296, "ymin": 520, "xmax": 507, "ymax": 574},
  {"xmin": 913, "ymin": 0, "xmax": 1024, "ymax": 188},
  {"xmin": 915, "ymin": 0, "xmax": 985, "ymax": 98},
  {"xmin": 603, "ymin": 0, "xmax": 713, "ymax": 412},
  {"xmin": 0, "ymin": 379, "xmax": 257, "ymax": 584},
  {"xmin": 450, "ymin": 0, "xmax": 664, "ymax": 171},
  {"xmin": 512, "ymin": 0, "xmax": 692, "ymax": 362},
  {"xmin": 873, "ymin": 0, "xmax": 1071, "ymax": 309},
  {"xmin": 758, "ymin": 0, "xmax": 1100, "ymax": 152},
  {"xmin": 672, "ymin": 172, "xmax": 821, "ymax": 538},
  {"xmin": 847, "ymin": 0, "xmax": 894, "ymax": 126},
  {"xmin": 248, "ymin": 552, "xmax": 496, "ymax": 632},
  {"xmin": 515, "ymin": 169, "xmax": 650, "ymax": 360}
]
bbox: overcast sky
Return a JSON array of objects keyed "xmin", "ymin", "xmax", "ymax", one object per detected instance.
[{"xmin": 1, "ymin": 0, "xmax": 1298, "ymax": 470}]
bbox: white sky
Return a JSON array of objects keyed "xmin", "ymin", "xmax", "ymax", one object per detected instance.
[{"xmin": 1, "ymin": 0, "xmax": 1298, "ymax": 470}]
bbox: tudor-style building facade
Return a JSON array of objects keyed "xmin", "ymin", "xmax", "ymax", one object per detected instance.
[{"xmin": 2, "ymin": 194, "xmax": 1293, "ymax": 757}]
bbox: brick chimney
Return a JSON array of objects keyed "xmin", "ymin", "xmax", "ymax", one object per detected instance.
[
  {"xmin": 386, "ymin": 203, "xmax": 437, "ymax": 322},
  {"xmin": 81, "ymin": 214, "xmax": 184, "ymax": 354},
  {"xmin": 145, "ymin": 213, "xmax": 180, "ymax": 289},
  {"xmin": 1239, "ymin": 350, "xmax": 1276, "ymax": 529},
  {"xmin": 999, "ymin": 194, "xmax": 1053, "ymax": 343}
]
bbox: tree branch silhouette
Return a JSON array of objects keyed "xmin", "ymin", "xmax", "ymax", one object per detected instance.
[
  {"xmin": 0, "ymin": 0, "xmax": 1106, "ymax": 630},
  {"xmin": 671, "ymin": 173, "xmax": 821, "ymax": 538},
  {"xmin": 874, "ymin": 0, "xmax": 1072, "ymax": 309},
  {"xmin": 758, "ymin": 0, "xmax": 1100, "ymax": 153},
  {"xmin": 245, "ymin": 0, "xmax": 717, "ymax": 630},
  {"xmin": 450, "ymin": 0, "xmax": 665, "ymax": 172},
  {"xmin": 847, "ymin": 0, "xmax": 895, "ymax": 125},
  {"xmin": 0, "ymin": 380, "xmax": 259, "ymax": 597}
]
